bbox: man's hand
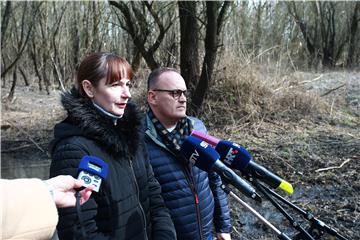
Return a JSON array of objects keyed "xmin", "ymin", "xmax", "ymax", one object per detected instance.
[
  {"xmin": 216, "ymin": 232, "xmax": 231, "ymax": 240},
  {"xmin": 45, "ymin": 175, "xmax": 93, "ymax": 208}
]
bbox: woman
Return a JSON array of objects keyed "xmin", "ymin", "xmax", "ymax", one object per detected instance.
[{"xmin": 50, "ymin": 52, "xmax": 176, "ymax": 240}]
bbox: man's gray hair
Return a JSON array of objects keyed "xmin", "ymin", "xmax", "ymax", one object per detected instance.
[{"xmin": 147, "ymin": 67, "xmax": 180, "ymax": 90}]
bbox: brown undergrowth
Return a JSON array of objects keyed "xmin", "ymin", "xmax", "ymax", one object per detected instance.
[{"xmin": 197, "ymin": 61, "xmax": 359, "ymax": 239}]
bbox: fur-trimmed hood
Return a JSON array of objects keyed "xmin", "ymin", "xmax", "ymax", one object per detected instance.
[{"xmin": 51, "ymin": 88, "xmax": 143, "ymax": 158}]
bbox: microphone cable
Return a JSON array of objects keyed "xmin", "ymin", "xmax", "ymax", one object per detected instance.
[{"xmin": 75, "ymin": 190, "xmax": 87, "ymax": 240}]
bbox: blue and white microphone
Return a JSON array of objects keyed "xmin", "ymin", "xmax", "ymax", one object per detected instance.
[
  {"xmin": 77, "ymin": 156, "xmax": 108, "ymax": 192},
  {"xmin": 180, "ymin": 136, "xmax": 261, "ymax": 202}
]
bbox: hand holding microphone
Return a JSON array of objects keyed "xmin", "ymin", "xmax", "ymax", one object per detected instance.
[
  {"xmin": 180, "ymin": 136, "xmax": 261, "ymax": 202},
  {"xmin": 191, "ymin": 130, "xmax": 294, "ymax": 194},
  {"xmin": 45, "ymin": 156, "xmax": 109, "ymax": 209},
  {"xmin": 44, "ymin": 175, "xmax": 93, "ymax": 208}
]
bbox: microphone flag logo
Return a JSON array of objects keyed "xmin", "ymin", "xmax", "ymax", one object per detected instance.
[
  {"xmin": 189, "ymin": 149, "xmax": 200, "ymax": 165},
  {"xmin": 200, "ymin": 141, "xmax": 209, "ymax": 148},
  {"xmin": 224, "ymin": 147, "xmax": 237, "ymax": 165}
]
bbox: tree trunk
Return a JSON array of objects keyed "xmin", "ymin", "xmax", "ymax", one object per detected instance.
[
  {"xmin": 321, "ymin": 2, "xmax": 336, "ymax": 68},
  {"xmin": 91, "ymin": 1, "xmax": 100, "ymax": 52},
  {"xmin": 190, "ymin": 1, "xmax": 230, "ymax": 114},
  {"xmin": 141, "ymin": 51, "xmax": 160, "ymax": 70},
  {"xmin": 1, "ymin": 53, "xmax": 9, "ymax": 87},
  {"xmin": 72, "ymin": 2, "xmax": 80, "ymax": 71},
  {"xmin": 19, "ymin": 67, "xmax": 29, "ymax": 86},
  {"xmin": 287, "ymin": 2, "xmax": 317, "ymax": 67},
  {"xmin": 131, "ymin": 48, "xmax": 142, "ymax": 73},
  {"xmin": 1, "ymin": 1, "xmax": 12, "ymax": 50},
  {"xmin": 109, "ymin": 1, "xmax": 173, "ymax": 70},
  {"xmin": 51, "ymin": 3, "xmax": 67, "ymax": 85},
  {"xmin": 39, "ymin": 7, "xmax": 51, "ymax": 95},
  {"xmin": 253, "ymin": 1, "xmax": 264, "ymax": 56},
  {"xmin": 1, "ymin": 2, "xmax": 42, "ymax": 78},
  {"xmin": 347, "ymin": 2, "xmax": 360, "ymax": 68},
  {"xmin": 51, "ymin": 56, "xmax": 65, "ymax": 91},
  {"xmin": 7, "ymin": 67, "xmax": 17, "ymax": 102},
  {"xmin": 178, "ymin": 1, "xmax": 199, "ymax": 90},
  {"xmin": 30, "ymin": 41, "xmax": 43, "ymax": 91}
]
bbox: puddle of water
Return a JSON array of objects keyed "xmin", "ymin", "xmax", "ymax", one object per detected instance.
[{"xmin": 229, "ymin": 184, "xmax": 356, "ymax": 239}]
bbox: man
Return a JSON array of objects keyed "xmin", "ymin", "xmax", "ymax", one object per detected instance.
[{"xmin": 145, "ymin": 67, "xmax": 231, "ymax": 240}]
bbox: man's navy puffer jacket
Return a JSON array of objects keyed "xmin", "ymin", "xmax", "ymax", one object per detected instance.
[{"xmin": 145, "ymin": 116, "xmax": 231, "ymax": 240}]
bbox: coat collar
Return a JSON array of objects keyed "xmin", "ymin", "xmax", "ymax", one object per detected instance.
[
  {"xmin": 144, "ymin": 113, "xmax": 196, "ymax": 154},
  {"xmin": 56, "ymin": 88, "xmax": 143, "ymax": 158}
]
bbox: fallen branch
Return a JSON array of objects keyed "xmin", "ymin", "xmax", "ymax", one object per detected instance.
[
  {"xmin": 315, "ymin": 159, "xmax": 351, "ymax": 173},
  {"xmin": 298, "ymin": 74, "xmax": 323, "ymax": 85},
  {"xmin": 274, "ymin": 74, "xmax": 324, "ymax": 93},
  {"xmin": 5, "ymin": 120, "xmax": 48, "ymax": 155},
  {"xmin": 321, "ymin": 83, "xmax": 346, "ymax": 97},
  {"xmin": 1, "ymin": 141, "xmax": 47, "ymax": 153}
]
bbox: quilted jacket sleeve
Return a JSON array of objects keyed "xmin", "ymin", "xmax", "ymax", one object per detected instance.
[
  {"xmin": 143, "ymin": 145, "xmax": 177, "ymax": 240},
  {"xmin": 208, "ymin": 171, "xmax": 232, "ymax": 233}
]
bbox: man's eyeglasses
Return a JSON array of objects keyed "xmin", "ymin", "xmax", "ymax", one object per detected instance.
[{"xmin": 152, "ymin": 89, "xmax": 188, "ymax": 100}]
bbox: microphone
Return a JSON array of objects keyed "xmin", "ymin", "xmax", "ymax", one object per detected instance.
[
  {"xmin": 191, "ymin": 130, "xmax": 294, "ymax": 194},
  {"xmin": 78, "ymin": 156, "xmax": 109, "ymax": 192},
  {"xmin": 180, "ymin": 136, "xmax": 262, "ymax": 202}
]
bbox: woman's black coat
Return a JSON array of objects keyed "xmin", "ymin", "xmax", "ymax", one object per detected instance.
[{"xmin": 49, "ymin": 90, "xmax": 176, "ymax": 240}]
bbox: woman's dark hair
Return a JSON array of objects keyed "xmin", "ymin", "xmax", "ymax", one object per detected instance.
[{"xmin": 76, "ymin": 52, "xmax": 133, "ymax": 96}]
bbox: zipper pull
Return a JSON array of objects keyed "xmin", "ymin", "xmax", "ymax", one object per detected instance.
[{"xmin": 195, "ymin": 194, "xmax": 199, "ymax": 204}]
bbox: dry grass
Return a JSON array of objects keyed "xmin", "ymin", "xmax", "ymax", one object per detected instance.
[
  {"xmin": 195, "ymin": 56, "xmax": 360, "ymax": 239},
  {"xmin": 200, "ymin": 58, "xmax": 334, "ymax": 130}
]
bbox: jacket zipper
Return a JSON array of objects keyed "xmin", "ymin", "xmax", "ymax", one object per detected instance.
[
  {"xmin": 183, "ymin": 164, "xmax": 204, "ymax": 240},
  {"xmin": 129, "ymin": 159, "xmax": 148, "ymax": 240},
  {"xmin": 145, "ymin": 130, "xmax": 204, "ymax": 239}
]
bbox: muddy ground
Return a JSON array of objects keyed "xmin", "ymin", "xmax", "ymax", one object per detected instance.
[{"xmin": 1, "ymin": 70, "xmax": 359, "ymax": 240}]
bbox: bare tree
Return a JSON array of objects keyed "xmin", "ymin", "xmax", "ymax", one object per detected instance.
[
  {"xmin": 109, "ymin": 1, "xmax": 175, "ymax": 70},
  {"xmin": 178, "ymin": 1, "xmax": 199, "ymax": 89},
  {"xmin": 190, "ymin": 1, "xmax": 231, "ymax": 114},
  {"xmin": 1, "ymin": 2, "xmax": 42, "ymax": 78},
  {"xmin": 1, "ymin": 1, "xmax": 359, "ymax": 103},
  {"xmin": 287, "ymin": 2, "xmax": 319, "ymax": 68},
  {"xmin": 287, "ymin": 1, "xmax": 353, "ymax": 68},
  {"xmin": 71, "ymin": 2, "xmax": 80, "ymax": 71},
  {"xmin": 1, "ymin": 1, "xmax": 12, "ymax": 51},
  {"xmin": 252, "ymin": 0, "xmax": 266, "ymax": 56},
  {"xmin": 50, "ymin": 2, "xmax": 67, "ymax": 91},
  {"xmin": 7, "ymin": 66, "xmax": 17, "ymax": 101}
]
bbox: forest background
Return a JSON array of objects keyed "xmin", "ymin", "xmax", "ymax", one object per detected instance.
[{"xmin": 1, "ymin": 1, "xmax": 359, "ymax": 239}]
